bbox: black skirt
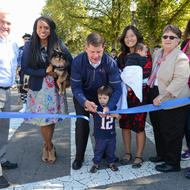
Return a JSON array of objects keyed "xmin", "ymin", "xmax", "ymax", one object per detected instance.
[{"xmin": 119, "ymin": 85, "xmax": 148, "ymax": 133}]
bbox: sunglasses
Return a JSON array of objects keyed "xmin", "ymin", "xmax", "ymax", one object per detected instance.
[
  {"xmin": 162, "ymin": 35, "xmax": 178, "ymax": 40},
  {"xmin": 24, "ymin": 38, "xmax": 31, "ymax": 41}
]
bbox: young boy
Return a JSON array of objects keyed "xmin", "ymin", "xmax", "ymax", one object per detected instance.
[
  {"xmin": 90, "ymin": 85, "xmax": 121, "ymax": 173},
  {"xmin": 125, "ymin": 42, "xmax": 148, "ymax": 68}
]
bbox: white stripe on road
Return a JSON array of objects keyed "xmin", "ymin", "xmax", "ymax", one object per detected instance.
[
  {"xmin": 5, "ymin": 113, "xmax": 190, "ymax": 189},
  {"xmin": 8, "ymin": 118, "xmax": 24, "ymax": 140}
]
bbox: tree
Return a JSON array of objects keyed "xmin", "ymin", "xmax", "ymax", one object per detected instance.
[
  {"xmin": 42, "ymin": 0, "xmax": 190, "ymax": 54},
  {"xmin": 42, "ymin": 0, "xmax": 90, "ymax": 56},
  {"xmin": 42, "ymin": 0, "xmax": 133, "ymax": 54},
  {"xmin": 135, "ymin": 0, "xmax": 190, "ymax": 51}
]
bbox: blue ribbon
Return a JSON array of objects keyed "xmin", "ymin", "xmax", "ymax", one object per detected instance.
[
  {"xmin": 107, "ymin": 97, "xmax": 190, "ymax": 114},
  {"xmin": 0, "ymin": 112, "xmax": 90, "ymax": 121},
  {"xmin": 0, "ymin": 97, "xmax": 189, "ymax": 121}
]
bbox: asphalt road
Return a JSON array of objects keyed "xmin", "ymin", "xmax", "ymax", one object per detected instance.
[{"xmin": 2, "ymin": 87, "xmax": 190, "ymax": 190}]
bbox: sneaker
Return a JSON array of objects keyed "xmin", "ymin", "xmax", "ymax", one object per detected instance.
[
  {"xmin": 181, "ymin": 150, "xmax": 190, "ymax": 161},
  {"xmin": 19, "ymin": 103, "xmax": 26, "ymax": 113},
  {"xmin": 90, "ymin": 164, "xmax": 99, "ymax": 173},
  {"xmin": 108, "ymin": 163, "xmax": 118, "ymax": 172}
]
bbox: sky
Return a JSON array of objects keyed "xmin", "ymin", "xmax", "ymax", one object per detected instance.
[{"xmin": 0, "ymin": 0, "xmax": 46, "ymax": 46}]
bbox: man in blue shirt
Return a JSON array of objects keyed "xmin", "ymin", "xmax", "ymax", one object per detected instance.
[
  {"xmin": 0, "ymin": 9, "xmax": 19, "ymax": 188},
  {"xmin": 71, "ymin": 33, "xmax": 121, "ymax": 170}
]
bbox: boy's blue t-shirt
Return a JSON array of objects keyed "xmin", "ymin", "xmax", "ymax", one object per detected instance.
[{"xmin": 92, "ymin": 105, "xmax": 116, "ymax": 139}]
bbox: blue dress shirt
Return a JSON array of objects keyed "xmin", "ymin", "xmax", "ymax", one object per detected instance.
[{"xmin": 0, "ymin": 37, "xmax": 19, "ymax": 87}]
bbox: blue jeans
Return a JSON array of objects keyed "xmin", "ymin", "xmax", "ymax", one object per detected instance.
[
  {"xmin": 93, "ymin": 138, "xmax": 116, "ymax": 165},
  {"xmin": 185, "ymin": 108, "xmax": 190, "ymax": 150}
]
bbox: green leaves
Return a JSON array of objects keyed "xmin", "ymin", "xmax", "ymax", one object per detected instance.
[{"xmin": 42, "ymin": 0, "xmax": 190, "ymax": 55}]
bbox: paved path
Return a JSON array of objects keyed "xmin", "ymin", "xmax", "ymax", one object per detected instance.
[{"xmin": 2, "ymin": 88, "xmax": 190, "ymax": 190}]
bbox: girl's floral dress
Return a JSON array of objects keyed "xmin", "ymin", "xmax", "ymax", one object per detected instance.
[
  {"xmin": 24, "ymin": 46, "xmax": 64, "ymax": 126},
  {"xmin": 24, "ymin": 75, "xmax": 64, "ymax": 126}
]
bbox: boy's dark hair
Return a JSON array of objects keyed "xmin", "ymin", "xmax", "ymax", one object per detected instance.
[
  {"xmin": 135, "ymin": 42, "xmax": 145, "ymax": 52},
  {"xmin": 97, "ymin": 85, "xmax": 113, "ymax": 98},
  {"xmin": 86, "ymin": 33, "xmax": 104, "ymax": 47}
]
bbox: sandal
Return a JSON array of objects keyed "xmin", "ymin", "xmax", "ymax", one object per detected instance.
[
  {"xmin": 108, "ymin": 163, "xmax": 119, "ymax": 172},
  {"xmin": 48, "ymin": 146, "xmax": 56, "ymax": 164},
  {"xmin": 42, "ymin": 146, "xmax": 48, "ymax": 162},
  {"xmin": 120, "ymin": 153, "xmax": 132, "ymax": 165},
  {"xmin": 132, "ymin": 157, "xmax": 144, "ymax": 168}
]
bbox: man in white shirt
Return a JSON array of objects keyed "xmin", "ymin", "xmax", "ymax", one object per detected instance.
[{"xmin": 0, "ymin": 9, "xmax": 19, "ymax": 188}]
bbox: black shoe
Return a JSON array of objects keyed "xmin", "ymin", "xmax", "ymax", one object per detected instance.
[
  {"xmin": 149, "ymin": 156, "xmax": 164, "ymax": 163},
  {"xmin": 108, "ymin": 163, "xmax": 119, "ymax": 171},
  {"xmin": 0, "ymin": 176, "xmax": 9, "ymax": 188},
  {"xmin": 2, "ymin": 161, "xmax": 18, "ymax": 170},
  {"xmin": 155, "ymin": 163, "xmax": 180, "ymax": 172},
  {"xmin": 90, "ymin": 164, "xmax": 99, "ymax": 173},
  {"xmin": 72, "ymin": 160, "xmax": 83, "ymax": 170}
]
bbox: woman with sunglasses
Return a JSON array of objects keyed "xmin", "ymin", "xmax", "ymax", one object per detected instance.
[{"xmin": 148, "ymin": 25, "xmax": 190, "ymax": 172}]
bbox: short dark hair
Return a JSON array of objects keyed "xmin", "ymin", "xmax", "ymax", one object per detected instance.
[
  {"xmin": 162, "ymin": 25, "xmax": 182, "ymax": 39},
  {"xmin": 135, "ymin": 42, "xmax": 145, "ymax": 52},
  {"xmin": 22, "ymin": 33, "xmax": 31, "ymax": 39},
  {"xmin": 86, "ymin": 33, "xmax": 104, "ymax": 47},
  {"xmin": 97, "ymin": 85, "xmax": 113, "ymax": 98}
]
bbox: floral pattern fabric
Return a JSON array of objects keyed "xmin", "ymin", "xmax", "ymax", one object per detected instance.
[{"xmin": 24, "ymin": 75, "xmax": 64, "ymax": 126}]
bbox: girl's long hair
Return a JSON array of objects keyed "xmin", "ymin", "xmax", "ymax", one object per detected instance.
[
  {"xmin": 119, "ymin": 25, "xmax": 143, "ymax": 55},
  {"xmin": 29, "ymin": 16, "xmax": 61, "ymax": 69},
  {"xmin": 184, "ymin": 19, "xmax": 190, "ymax": 40}
]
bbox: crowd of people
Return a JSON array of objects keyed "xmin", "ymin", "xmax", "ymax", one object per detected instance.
[{"xmin": 0, "ymin": 7, "xmax": 189, "ymax": 189}]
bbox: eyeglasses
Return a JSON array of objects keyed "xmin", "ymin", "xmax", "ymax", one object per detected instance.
[{"xmin": 162, "ymin": 35, "xmax": 178, "ymax": 40}]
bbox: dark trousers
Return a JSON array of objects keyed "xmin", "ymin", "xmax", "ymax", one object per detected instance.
[
  {"xmin": 73, "ymin": 97, "xmax": 90, "ymax": 161},
  {"xmin": 149, "ymin": 86, "xmax": 187, "ymax": 167},
  {"xmin": 93, "ymin": 138, "xmax": 116, "ymax": 165},
  {"xmin": 185, "ymin": 108, "xmax": 190, "ymax": 149}
]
